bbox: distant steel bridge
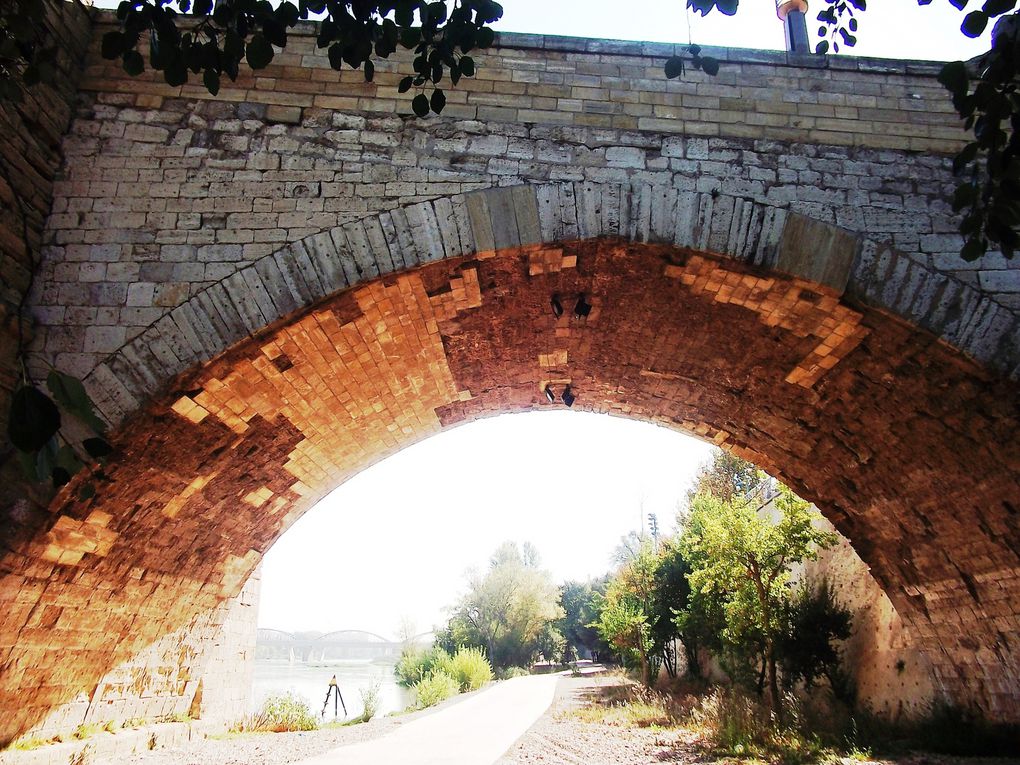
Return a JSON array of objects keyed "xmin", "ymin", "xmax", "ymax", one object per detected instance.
[{"xmin": 256, "ymin": 628, "xmax": 434, "ymax": 662}]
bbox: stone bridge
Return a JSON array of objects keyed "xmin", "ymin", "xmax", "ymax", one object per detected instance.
[
  {"xmin": 255, "ymin": 628, "xmax": 432, "ymax": 662},
  {"xmin": 1, "ymin": 0, "xmax": 1019, "ymax": 745}
]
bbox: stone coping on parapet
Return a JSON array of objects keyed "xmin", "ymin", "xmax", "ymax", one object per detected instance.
[{"xmin": 86, "ymin": 7, "xmax": 948, "ymax": 78}]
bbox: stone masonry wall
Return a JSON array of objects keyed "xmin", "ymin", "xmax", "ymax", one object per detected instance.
[
  {"xmin": 763, "ymin": 494, "xmax": 940, "ymax": 720},
  {"xmin": 807, "ymin": 518, "xmax": 939, "ymax": 721},
  {"xmin": 2, "ymin": 4, "xmax": 1020, "ymax": 746},
  {"xmin": 12, "ymin": 564, "xmax": 258, "ymax": 744},
  {"xmin": 0, "ymin": 0, "xmax": 91, "ymax": 502},
  {"xmin": 27, "ymin": 12, "xmax": 1020, "ymax": 398}
]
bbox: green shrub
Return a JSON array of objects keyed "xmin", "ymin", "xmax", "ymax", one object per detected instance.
[
  {"xmin": 231, "ymin": 692, "xmax": 318, "ymax": 733},
  {"xmin": 412, "ymin": 671, "xmax": 459, "ymax": 709},
  {"xmin": 395, "ymin": 646, "xmax": 453, "ymax": 687},
  {"xmin": 358, "ymin": 681, "xmax": 381, "ymax": 722},
  {"xmin": 449, "ymin": 647, "xmax": 493, "ymax": 692},
  {"xmin": 496, "ymin": 666, "xmax": 530, "ymax": 680}
]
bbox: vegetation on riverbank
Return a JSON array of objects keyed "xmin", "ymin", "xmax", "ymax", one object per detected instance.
[{"xmin": 395, "ymin": 645, "xmax": 494, "ymax": 709}]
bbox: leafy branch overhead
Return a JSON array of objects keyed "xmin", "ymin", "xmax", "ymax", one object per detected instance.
[
  {"xmin": 8, "ymin": 370, "xmax": 112, "ymax": 500},
  {"xmin": 100, "ymin": 0, "xmax": 504, "ymax": 116}
]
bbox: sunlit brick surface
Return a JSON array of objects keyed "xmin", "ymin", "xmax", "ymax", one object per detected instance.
[{"xmin": 3, "ymin": 241, "xmax": 1020, "ymax": 744}]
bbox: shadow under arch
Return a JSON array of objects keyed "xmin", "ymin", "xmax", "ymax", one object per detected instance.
[{"xmin": 2, "ymin": 184, "xmax": 1019, "ymax": 743}]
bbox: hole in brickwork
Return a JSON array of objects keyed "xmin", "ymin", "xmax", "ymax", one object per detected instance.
[{"xmin": 271, "ymin": 355, "xmax": 294, "ymax": 373}]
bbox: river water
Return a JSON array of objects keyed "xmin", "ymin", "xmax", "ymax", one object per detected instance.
[{"xmin": 252, "ymin": 659, "xmax": 413, "ymax": 721}]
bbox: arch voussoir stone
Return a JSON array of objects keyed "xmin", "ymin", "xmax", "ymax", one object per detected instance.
[{"xmin": 85, "ymin": 181, "xmax": 1019, "ymax": 429}]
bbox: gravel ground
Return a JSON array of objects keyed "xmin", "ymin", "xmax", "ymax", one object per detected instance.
[
  {"xmin": 497, "ymin": 675, "xmax": 1020, "ymax": 765},
  {"xmin": 496, "ymin": 674, "xmax": 700, "ymax": 765},
  {"xmin": 120, "ymin": 700, "xmax": 462, "ymax": 765},
  {"xmin": 119, "ymin": 676, "xmax": 1020, "ymax": 765}
]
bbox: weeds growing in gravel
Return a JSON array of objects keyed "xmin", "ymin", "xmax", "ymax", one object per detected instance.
[
  {"xmin": 570, "ymin": 681, "xmax": 688, "ymax": 729},
  {"xmin": 231, "ymin": 692, "xmax": 318, "ymax": 733}
]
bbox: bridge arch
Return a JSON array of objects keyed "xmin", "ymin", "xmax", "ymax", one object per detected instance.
[
  {"xmin": 84, "ymin": 182, "xmax": 1020, "ymax": 426},
  {"xmin": 1, "ymin": 184, "xmax": 1019, "ymax": 743}
]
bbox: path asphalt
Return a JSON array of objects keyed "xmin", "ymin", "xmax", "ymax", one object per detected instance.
[{"xmin": 295, "ymin": 674, "xmax": 560, "ymax": 765}]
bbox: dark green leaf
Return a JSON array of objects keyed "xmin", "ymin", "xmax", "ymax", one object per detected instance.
[
  {"xmin": 365, "ymin": 59, "xmax": 375, "ymax": 82},
  {"xmin": 203, "ymin": 67, "xmax": 220, "ymax": 95},
  {"xmin": 962, "ymin": 10, "xmax": 988, "ymax": 36},
  {"xmin": 982, "ymin": 0, "xmax": 1015, "ymax": 13},
  {"xmin": 460, "ymin": 55, "xmax": 475, "ymax": 77},
  {"xmin": 123, "ymin": 50, "xmax": 145, "ymax": 76},
  {"xmin": 246, "ymin": 33, "xmax": 274, "ymax": 69},
  {"xmin": 398, "ymin": 75, "xmax": 414, "ymax": 93},
  {"xmin": 55, "ymin": 445, "xmax": 83, "ymax": 486},
  {"xmin": 79, "ymin": 483, "xmax": 97, "ymax": 501},
  {"xmin": 476, "ymin": 27, "xmax": 495, "ymax": 48},
  {"xmin": 952, "ymin": 182, "xmax": 979, "ymax": 211},
  {"xmin": 815, "ymin": 40, "xmax": 830, "ymax": 55},
  {"xmin": 953, "ymin": 142, "xmax": 980, "ymax": 173},
  {"xmin": 664, "ymin": 56, "xmax": 685, "ymax": 79},
  {"xmin": 47, "ymin": 370, "xmax": 106, "ymax": 435},
  {"xmin": 101, "ymin": 31, "xmax": 125, "ymax": 60},
  {"xmin": 937, "ymin": 60, "xmax": 969, "ymax": 97},
  {"xmin": 412, "ymin": 92, "xmax": 430, "ymax": 117},
  {"xmin": 961, "ymin": 236, "xmax": 987, "ymax": 261},
  {"xmin": 164, "ymin": 58, "xmax": 189, "ymax": 87},
  {"xmin": 52, "ymin": 466, "xmax": 71, "ymax": 488},
  {"xmin": 431, "ymin": 87, "xmax": 446, "ymax": 113},
  {"xmin": 8, "ymin": 386, "xmax": 61, "ymax": 452},
  {"xmin": 700, "ymin": 56, "xmax": 720, "ymax": 76},
  {"xmin": 328, "ymin": 43, "xmax": 344, "ymax": 70},
  {"xmin": 36, "ymin": 440, "xmax": 56, "ymax": 484}
]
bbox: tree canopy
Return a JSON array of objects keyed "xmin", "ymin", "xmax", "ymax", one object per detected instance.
[
  {"xmin": 680, "ymin": 486, "xmax": 837, "ymax": 719},
  {"xmin": 442, "ymin": 541, "xmax": 564, "ymax": 670}
]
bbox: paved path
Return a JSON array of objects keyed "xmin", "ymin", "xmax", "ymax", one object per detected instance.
[{"xmin": 296, "ymin": 674, "xmax": 560, "ymax": 765}]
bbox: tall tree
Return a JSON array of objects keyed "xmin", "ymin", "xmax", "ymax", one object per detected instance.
[
  {"xmin": 593, "ymin": 539, "xmax": 660, "ymax": 685},
  {"xmin": 687, "ymin": 449, "xmax": 764, "ymax": 506},
  {"xmin": 444, "ymin": 541, "xmax": 563, "ymax": 670},
  {"xmin": 680, "ymin": 487, "xmax": 836, "ymax": 721},
  {"xmin": 558, "ymin": 577, "xmax": 612, "ymax": 660},
  {"xmin": 649, "ymin": 540, "xmax": 692, "ymax": 678}
]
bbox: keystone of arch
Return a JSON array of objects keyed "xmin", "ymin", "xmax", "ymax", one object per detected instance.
[{"xmin": 83, "ymin": 182, "xmax": 1020, "ymax": 427}]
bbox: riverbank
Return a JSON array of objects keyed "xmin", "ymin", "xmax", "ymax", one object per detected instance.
[
  {"xmin": 119, "ymin": 678, "xmax": 496, "ymax": 765},
  {"xmin": 16, "ymin": 673, "xmax": 1017, "ymax": 765}
]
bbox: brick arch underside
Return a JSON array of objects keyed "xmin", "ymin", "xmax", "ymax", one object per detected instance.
[{"xmin": 2, "ymin": 238, "xmax": 1020, "ymax": 743}]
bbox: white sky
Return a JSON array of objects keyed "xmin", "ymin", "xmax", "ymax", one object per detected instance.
[
  {"xmin": 491, "ymin": 1, "xmax": 993, "ymax": 60},
  {"xmin": 259, "ymin": 413, "xmax": 712, "ymax": 636},
  {"xmin": 189, "ymin": 2, "xmax": 992, "ymax": 636}
]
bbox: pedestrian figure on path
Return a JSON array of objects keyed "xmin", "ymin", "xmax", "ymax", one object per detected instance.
[{"xmin": 321, "ymin": 674, "xmax": 347, "ymax": 719}]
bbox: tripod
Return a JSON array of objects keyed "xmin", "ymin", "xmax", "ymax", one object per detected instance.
[{"xmin": 320, "ymin": 674, "xmax": 347, "ymax": 719}]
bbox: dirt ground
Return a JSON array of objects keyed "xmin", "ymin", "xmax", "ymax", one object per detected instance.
[{"xmin": 117, "ymin": 674, "xmax": 1019, "ymax": 765}]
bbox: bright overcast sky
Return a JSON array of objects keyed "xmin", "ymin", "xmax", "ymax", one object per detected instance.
[
  {"xmin": 110, "ymin": 0, "xmax": 982, "ymax": 635},
  {"xmin": 259, "ymin": 413, "xmax": 712, "ymax": 636},
  {"xmin": 490, "ymin": 1, "xmax": 993, "ymax": 60}
]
